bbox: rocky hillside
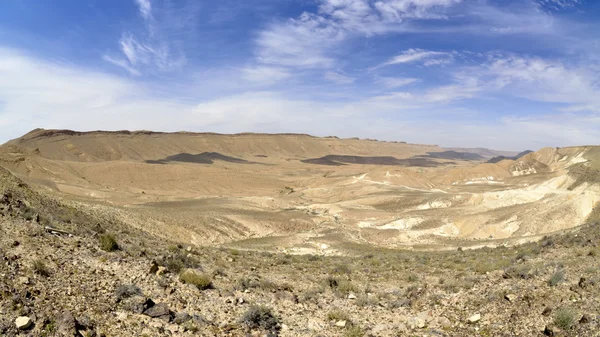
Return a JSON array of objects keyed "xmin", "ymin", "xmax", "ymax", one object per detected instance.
[{"xmin": 2, "ymin": 164, "xmax": 600, "ymax": 336}]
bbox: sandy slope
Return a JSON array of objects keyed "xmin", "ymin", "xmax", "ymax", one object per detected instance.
[{"xmin": 1, "ymin": 129, "xmax": 599, "ymax": 253}]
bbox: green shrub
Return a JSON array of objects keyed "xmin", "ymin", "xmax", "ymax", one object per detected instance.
[
  {"xmin": 548, "ymin": 270, "xmax": 565, "ymax": 287},
  {"xmin": 165, "ymin": 256, "xmax": 185, "ymax": 273},
  {"xmin": 503, "ymin": 265, "xmax": 536, "ymax": 279},
  {"xmin": 180, "ymin": 270, "xmax": 213, "ymax": 290},
  {"xmin": 344, "ymin": 326, "xmax": 365, "ymax": 337},
  {"xmin": 241, "ymin": 305, "xmax": 279, "ymax": 331},
  {"xmin": 32, "ymin": 259, "xmax": 50, "ymax": 277},
  {"xmin": 237, "ymin": 278, "xmax": 260, "ymax": 291},
  {"xmin": 332, "ymin": 264, "xmax": 352, "ymax": 275},
  {"xmin": 554, "ymin": 308, "xmax": 576, "ymax": 330},
  {"xmin": 22, "ymin": 206, "xmax": 37, "ymax": 221},
  {"xmin": 115, "ymin": 284, "xmax": 142, "ymax": 301},
  {"xmin": 99, "ymin": 233, "xmax": 119, "ymax": 252},
  {"xmin": 326, "ymin": 276, "xmax": 340, "ymax": 289},
  {"xmin": 327, "ymin": 309, "xmax": 350, "ymax": 322},
  {"xmin": 336, "ymin": 280, "xmax": 358, "ymax": 296}
]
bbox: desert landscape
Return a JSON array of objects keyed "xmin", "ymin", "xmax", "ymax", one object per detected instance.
[{"xmin": 1, "ymin": 129, "xmax": 600, "ymax": 336}]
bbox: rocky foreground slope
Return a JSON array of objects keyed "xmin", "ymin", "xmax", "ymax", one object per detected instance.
[{"xmin": 1, "ymin": 164, "xmax": 600, "ymax": 336}]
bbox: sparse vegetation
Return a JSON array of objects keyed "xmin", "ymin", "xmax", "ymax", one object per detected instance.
[
  {"xmin": 241, "ymin": 305, "xmax": 279, "ymax": 331},
  {"xmin": 2, "ymin": 134, "xmax": 600, "ymax": 336},
  {"xmin": 344, "ymin": 325, "xmax": 365, "ymax": 337},
  {"xmin": 115, "ymin": 284, "xmax": 142, "ymax": 301},
  {"xmin": 99, "ymin": 233, "xmax": 119, "ymax": 252},
  {"xmin": 180, "ymin": 270, "xmax": 213, "ymax": 290},
  {"xmin": 548, "ymin": 270, "xmax": 565, "ymax": 287},
  {"xmin": 32, "ymin": 259, "xmax": 50, "ymax": 277},
  {"xmin": 327, "ymin": 309, "xmax": 351, "ymax": 322},
  {"xmin": 554, "ymin": 307, "xmax": 576, "ymax": 330}
]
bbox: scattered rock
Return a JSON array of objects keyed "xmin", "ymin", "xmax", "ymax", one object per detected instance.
[
  {"xmin": 408, "ymin": 316, "xmax": 426, "ymax": 329},
  {"xmin": 543, "ymin": 326, "xmax": 554, "ymax": 336},
  {"xmin": 579, "ymin": 314, "xmax": 591, "ymax": 324},
  {"xmin": 173, "ymin": 312, "xmax": 192, "ymax": 324},
  {"xmin": 143, "ymin": 302, "xmax": 172, "ymax": 322},
  {"xmin": 348, "ymin": 293, "xmax": 357, "ymax": 299},
  {"xmin": 18, "ymin": 277, "xmax": 29, "ymax": 285},
  {"xmin": 56, "ymin": 311, "xmax": 77, "ymax": 336},
  {"xmin": 436, "ymin": 316, "xmax": 452, "ymax": 328},
  {"xmin": 115, "ymin": 284, "xmax": 142, "ymax": 302},
  {"xmin": 467, "ymin": 314, "xmax": 481, "ymax": 324},
  {"xmin": 335, "ymin": 320, "xmax": 347, "ymax": 328},
  {"xmin": 372, "ymin": 324, "xmax": 390, "ymax": 334},
  {"xmin": 542, "ymin": 307, "xmax": 552, "ymax": 316},
  {"xmin": 149, "ymin": 261, "xmax": 159, "ymax": 275},
  {"xmin": 15, "ymin": 316, "xmax": 32, "ymax": 330},
  {"xmin": 504, "ymin": 294, "xmax": 517, "ymax": 302}
]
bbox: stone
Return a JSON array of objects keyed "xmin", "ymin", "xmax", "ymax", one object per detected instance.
[
  {"xmin": 57, "ymin": 311, "xmax": 77, "ymax": 336},
  {"xmin": 372, "ymin": 324, "xmax": 390, "ymax": 334},
  {"xmin": 116, "ymin": 312, "xmax": 128, "ymax": 321},
  {"xmin": 143, "ymin": 303, "xmax": 172, "ymax": 321},
  {"xmin": 19, "ymin": 277, "xmax": 29, "ymax": 285},
  {"xmin": 237, "ymin": 297, "xmax": 245, "ymax": 304},
  {"xmin": 348, "ymin": 293, "xmax": 357, "ymax": 299},
  {"xmin": 417, "ymin": 310, "xmax": 433, "ymax": 323},
  {"xmin": 543, "ymin": 326, "xmax": 554, "ymax": 336},
  {"xmin": 467, "ymin": 314, "xmax": 481, "ymax": 324},
  {"xmin": 122, "ymin": 296, "xmax": 150, "ymax": 314},
  {"xmin": 156, "ymin": 266, "xmax": 167, "ymax": 276},
  {"xmin": 504, "ymin": 294, "xmax": 517, "ymax": 302},
  {"xmin": 174, "ymin": 312, "xmax": 192, "ymax": 324},
  {"xmin": 542, "ymin": 307, "xmax": 552, "ymax": 316},
  {"xmin": 408, "ymin": 317, "xmax": 426, "ymax": 329},
  {"xmin": 335, "ymin": 320, "xmax": 347, "ymax": 328},
  {"xmin": 436, "ymin": 317, "xmax": 452, "ymax": 329},
  {"xmin": 149, "ymin": 261, "xmax": 159, "ymax": 275},
  {"xmin": 579, "ymin": 314, "xmax": 591, "ymax": 324},
  {"xmin": 15, "ymin": 316, "xmax": 32, "ymax": 330}
]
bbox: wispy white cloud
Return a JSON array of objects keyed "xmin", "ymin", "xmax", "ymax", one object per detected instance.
[
  {"xmin": 255, "ymin": 0, "xmax": 464, "ymax": 70},
  {"xmin": 256, "ymin": 13, "xmax": 344, "ymax": 68},
  {"xmin": 537, "ymin": 0, "xmax": 580, "ymax": 10},
  {"xmin": 134, "ymin": 0, "xmax": 152, "ymax": 19},
  {"xmin": 241, "ymin": 66, "xmax": 292, "ymax": 85},
  {"xmin": 376, "ymin": 77, "xmax": 419, "ymax": 88},
  {"xmin": 482, "ymin": 55, "xmax": 600, "ymax": 109},
  {"xmin": 324, "ymin": 71, "xmax": 355, "ymax": 84},
  {"xmin": 102, "ymin": 55, "xmax": 141, "ymax": 76},
  {"xmin": 104, "ymin": 0, "xmax": 187, "ymax": 75},
  {"xmin": 380, "ymin": 48, "xmax": 453, "ymax": 67},
  {"xmin": 1, "ymin": 47, "xmax": 599, "ymax": 150}
]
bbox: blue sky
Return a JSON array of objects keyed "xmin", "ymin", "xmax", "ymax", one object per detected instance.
[{"xmin": 0, "ymin": 0, "xmax": 599, "ymax": 150}]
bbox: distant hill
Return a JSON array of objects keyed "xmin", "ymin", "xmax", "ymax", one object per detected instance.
[
  {"xmin": 487, "ymin": 150, "xmax": 534, "ymax": 163},
  {"xmin": 444, "ymin": 147, "xmax": 520, "ymax": 159}
]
